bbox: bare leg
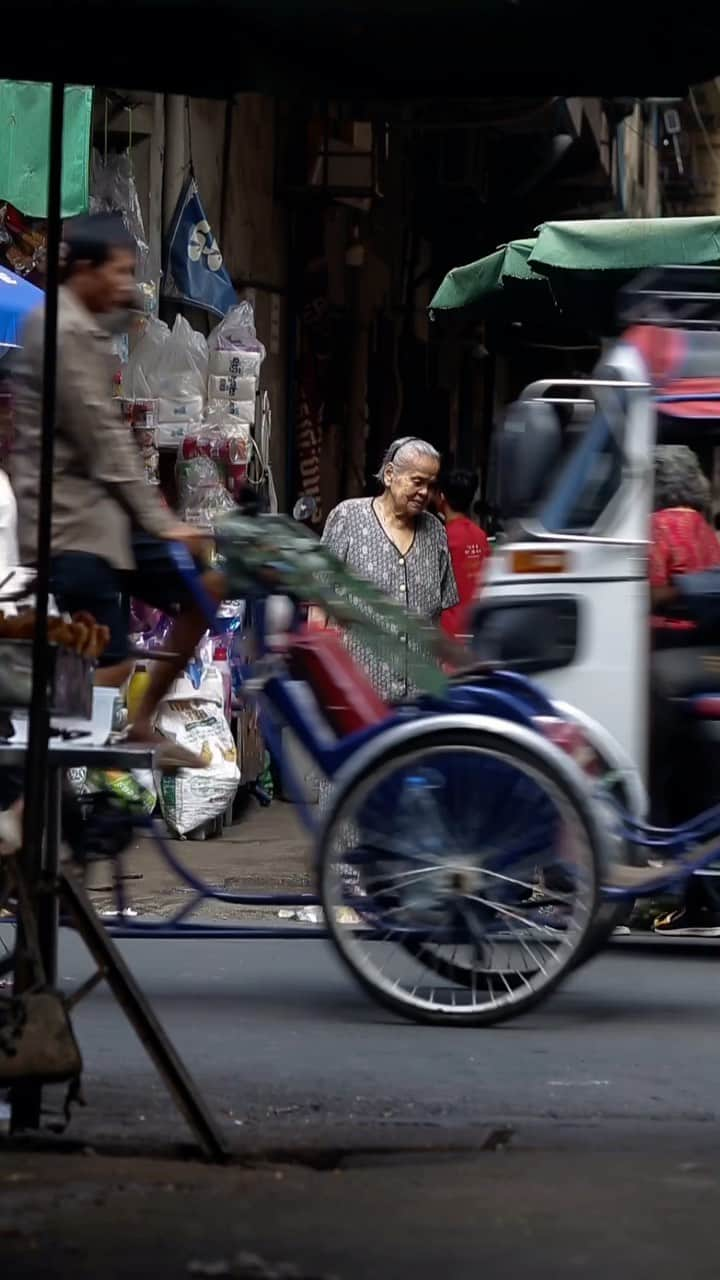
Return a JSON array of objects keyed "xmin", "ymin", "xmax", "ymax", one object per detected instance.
[
  {"xmin": 130, "ymin": 569, "xmax": 225, "ymax": 739},
  {"xmin": 0, "ymin": 798, "xmax": 23, "ymax": 856}
]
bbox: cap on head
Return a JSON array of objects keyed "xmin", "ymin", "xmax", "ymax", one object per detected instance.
[{"xmin": 62, "ymin": 213, "xmax": 136, "ymax": 277}]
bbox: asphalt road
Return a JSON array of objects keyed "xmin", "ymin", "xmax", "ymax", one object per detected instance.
[
  {"xmin": 4, "ymin": 929, "xmax": 720, "ymax": 1279},
  {"xmin": 3, "ymin": 927, "xmax": 719, "ymax": 1153}
]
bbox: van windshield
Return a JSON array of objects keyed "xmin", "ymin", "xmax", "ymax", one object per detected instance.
[{"xmin": 536, "ymin": 407, "xmax": 625, "ymax": 534}]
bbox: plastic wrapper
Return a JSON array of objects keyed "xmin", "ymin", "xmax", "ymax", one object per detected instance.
[
  {"xmin": 180, "ymin": 418, "xmax": 250, "ymax": 502},
  {"xmin": 209, "ymin": 349, "xmax": 263, "ymax": 380},
  {"xmin": 176, "ymin": 453, "xmax": 237, "ymax": 526},
  {"xmin": 208, "ymin": 301, "xmax": 266, "ymax": 362},
  {"xmin": 66, "ymin": 766, "xmax": 156, "ymax": 816},
  {"xmin": 90, "ymin": 150, "xmax": 151, "ymax": 285},
  {"xmin": 206, "ymin": 398, "xmax": 255, "ymax": 426},
  {"xmin": 120, "ymin": 398, "xmax": 159, "ymax": 485},
  {"xmin": 207, "ymin": 374, "xmax": 256, "ymax": 402},
  {"xmin": 129, "ymin": 604, "xmax": 173, "ymax": 654}
]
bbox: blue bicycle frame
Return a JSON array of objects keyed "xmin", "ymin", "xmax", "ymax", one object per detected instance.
[{"xmin": 105, "ymin": 577, "xmax": 566, "ymax": 940}]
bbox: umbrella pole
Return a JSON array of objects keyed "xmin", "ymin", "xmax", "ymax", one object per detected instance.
[{"xmin": 10, "ymin": 79, "xmax": 65, "ymax": 1132}]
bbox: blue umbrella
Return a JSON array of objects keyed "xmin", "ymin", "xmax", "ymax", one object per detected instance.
[{"xmin": 0, "ymin": 265, "xmax": 43, "ymax": 349}]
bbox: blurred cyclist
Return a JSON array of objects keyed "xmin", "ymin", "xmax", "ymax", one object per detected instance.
[{"xmin": 12, "ymin": 213, "xmax": 223, "ymax": 766}]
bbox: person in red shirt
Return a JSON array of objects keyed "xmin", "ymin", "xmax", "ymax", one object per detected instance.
[
  {"xmin": 648, "ymin": 447, "xmax": 720, "ymax": 934},
  {"xmin": 436, "ymin": 469, "xmax": 490, "ymax": 639}
]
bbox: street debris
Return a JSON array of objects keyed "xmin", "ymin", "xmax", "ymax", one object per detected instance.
[{"xmin": 187, "ymin": 1251, "xmax": 339, "ymax": 1279}]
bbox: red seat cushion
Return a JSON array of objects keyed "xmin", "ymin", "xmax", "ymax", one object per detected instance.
[
  {"xmin": 689, "ymin": 695, "xmax": 720, "ymax": 720},
  {"xmin": 287, "ymin": 628, "xmax": 388, "ymax": 736}
]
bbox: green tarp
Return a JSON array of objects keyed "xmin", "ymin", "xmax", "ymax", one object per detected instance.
[
  {"xmin": 0, "ymin": 81, "xmax": 93, "ymax": 218},
  {"xmin": 528, "ymin": 216, "xmax": 720, "ymax": 274},
  {"xmin": 430, "ymin": 239, "xmax": 540, "ymax": 312},
  {"xmin": 430, "ymin": 217, "xmax": 720, "ymax": 316}
]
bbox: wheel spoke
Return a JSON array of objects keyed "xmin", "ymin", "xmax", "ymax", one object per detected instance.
[{"xmin": 321, "ymin": 737, "xmax": 597, "ymax": 1024}]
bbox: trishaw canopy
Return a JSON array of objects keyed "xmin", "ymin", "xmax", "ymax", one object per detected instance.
[{"xmin": 430, "ymin": 218, "xmax": 720, "ymax": 319}]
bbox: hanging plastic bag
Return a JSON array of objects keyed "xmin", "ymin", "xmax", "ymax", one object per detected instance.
[
  {"xmin": 208, "ymin": 301, "xmax": 266, "ymax": 374},
  {"xmin": 124, "ymin": 317, "xmax": 170, "ymax": 400},
  {"xmin": 154, "ymin": 315, "xmax": 208, "ymax": 425},
  {"xmin": 90, "ymin": 149, "xmax": 151, "ymax": 284}
]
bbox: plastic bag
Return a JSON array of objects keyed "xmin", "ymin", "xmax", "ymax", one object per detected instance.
[
  {"xmin": 124, "ymin": 318, "xmax": 169, "ymax": 400},
  {"xmin": 155, "ymin": 316, "xmax": 208, "ymax": 424},
  {"xmin": 90, "ymin": 149, "xmax": 151, "ymax": 283},
  {"xmin": 180, "ymin": 415, "xmax": 250, "ymax": 504},
  {"xmin": 208, "ymin": 301, "xmax": 266, "ymax": 365},
  {"xmin": 126, "ymin": 316, "xmax": 208, "ymax": 424}
]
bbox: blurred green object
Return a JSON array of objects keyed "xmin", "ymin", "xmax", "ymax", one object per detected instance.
[
  {"xmin": 217, "ymin": 513, "xmax": 452, "ymax": 698},
  {"xmin": 429, "ymin": 238, "xmax": 551, "ymax": 317},
  {"xmin": 0, "ymin": 81, "xmax": 93, "ymax": 218}
]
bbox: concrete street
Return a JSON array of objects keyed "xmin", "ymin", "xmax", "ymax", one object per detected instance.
[{"xmin": 3, "ymin": 803, "xmax": 720, "ymax": 1277}]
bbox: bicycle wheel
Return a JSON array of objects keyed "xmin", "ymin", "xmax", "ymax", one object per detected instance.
[{"xmin": 319, "ymin": 727, "xmax": 601, "ymax": 1026}]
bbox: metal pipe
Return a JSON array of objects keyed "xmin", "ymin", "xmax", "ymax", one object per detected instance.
[{"xmin": 12, "ymin": 78, "xmax": 65, "ymax": 1133}]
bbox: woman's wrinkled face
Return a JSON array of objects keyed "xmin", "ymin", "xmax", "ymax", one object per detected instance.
[{"xmin": 384, "ymin": 451, "xmax": 439, "ymax": 517}]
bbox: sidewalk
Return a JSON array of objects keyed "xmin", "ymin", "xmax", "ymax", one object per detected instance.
[{"xmin": 84, "ymin": 799, "xmax": 314, "ymax": 920}]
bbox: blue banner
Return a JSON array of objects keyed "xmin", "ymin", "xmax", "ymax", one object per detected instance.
[{"xmin": 163, "ymin": 178, "xmax": 237, "ymax": 318}]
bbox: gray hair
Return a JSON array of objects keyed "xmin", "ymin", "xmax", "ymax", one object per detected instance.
[
  {"xmin": 654, "ymin": 445, "xmax": 710, "ymax": 516},
  {"xmin": 375, "ymin": 436, "xmax": 441, "ymax": 485}
]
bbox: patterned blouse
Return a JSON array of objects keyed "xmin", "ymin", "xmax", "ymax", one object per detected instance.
[{"xmin": 321, "ymin": 497, "xmax": 458, "ymax": 699}]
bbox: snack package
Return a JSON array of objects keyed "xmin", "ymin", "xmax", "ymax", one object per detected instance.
[
  {"xmin": 207, "ymin": 374, "xmax": 256, "ymax": 403},
  {"xmin": 209, "ymin": 349, "xmax": 263, "ymax": 380},
  {"xmin": 208, "ymin": 300, "xmax": 266, "ymax": 360}
]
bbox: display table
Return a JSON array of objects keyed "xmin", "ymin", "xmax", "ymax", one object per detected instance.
[{"xmin": 4, "ymin": 736, "xmax": 229, "ymax": 1161}]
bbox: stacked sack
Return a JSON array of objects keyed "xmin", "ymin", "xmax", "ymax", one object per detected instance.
[{"xmin": 207, "ymin": 300, "xmax": 265, "ymax": 430}]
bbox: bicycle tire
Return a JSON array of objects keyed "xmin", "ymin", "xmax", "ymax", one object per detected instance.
[{"xmin": 319, "ymin": 726, "xmax": 602, "ymax": 1027}]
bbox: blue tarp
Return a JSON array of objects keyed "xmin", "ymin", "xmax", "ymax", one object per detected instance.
[{"xmin": 0, "ymin": 266, "xmax": 42, "ymax": 349}]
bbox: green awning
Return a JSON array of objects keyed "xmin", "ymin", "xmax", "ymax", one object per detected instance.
[
  {"xmin": 528, "ymin": 216, "xmax": 720, "ymax": 275},
  {"xmin": 0, "ymin": 81, "xmax": 93, "ymax": 218},
  {"xmin": 429, "ymin": 239, "xmax": 548, "ymax": 313}
]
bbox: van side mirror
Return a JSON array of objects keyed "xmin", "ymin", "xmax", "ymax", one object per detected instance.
[{"xmin": 491, "ymin": 400, "xmax": 562, "ymax": 520}]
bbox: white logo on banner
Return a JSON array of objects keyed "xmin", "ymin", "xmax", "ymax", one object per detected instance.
[{"xmin": 188, "ymin": 221, "xmax": 223, "ymax": 273}]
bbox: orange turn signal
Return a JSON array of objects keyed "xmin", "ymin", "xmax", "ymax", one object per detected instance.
[{"xmin": 510, "ymin": 549, "xmax": 569, "ymax": 575}]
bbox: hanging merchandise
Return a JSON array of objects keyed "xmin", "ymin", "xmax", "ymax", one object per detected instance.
[
  {"xmin": 119, "ymin": 398, "xmax": 159, "ymax": 485},
  {"xmin": 124, "ymin": 315, "xmax": 208, "ymax": 445},
  {"xmin": 179, "ymin": 415, "xmax": 251, "ymax": 507},
  {"xmin": 90, "ymin": 148, "xmax": 151, "ymax": 285},
  {"xmin": 176, "ymin": 451, "xmax": 236, "ymax": 526},
  {"xmin": 163, "ymin": 178, "xmax": 237, "ymax": 319},
  {"xmin": 208, "ymin": 300, "xmax": 265, "ymax": 375}
]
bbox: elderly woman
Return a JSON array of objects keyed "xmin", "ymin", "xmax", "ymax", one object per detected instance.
[{"xmin": 320, "ymin": 436, "xmax": 458, "ymax": 702}]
